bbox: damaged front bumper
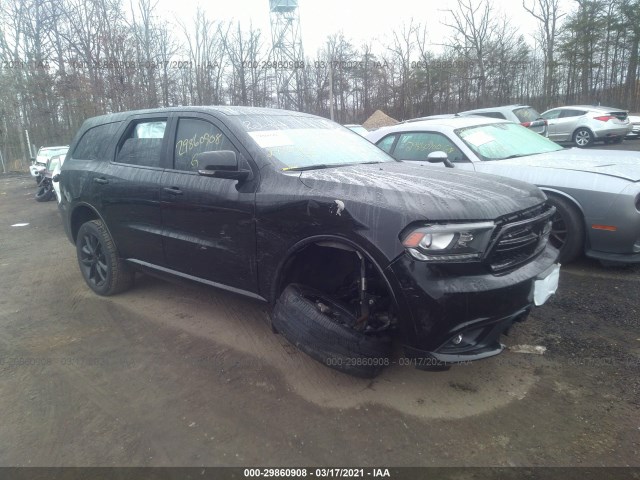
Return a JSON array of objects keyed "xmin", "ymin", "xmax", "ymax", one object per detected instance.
[{"xmin": 387, "ymin": 245, "xmax": 559, "ymax": 366}]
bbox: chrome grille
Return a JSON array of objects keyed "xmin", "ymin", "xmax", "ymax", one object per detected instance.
[{"xmin": 486, "ymin": 204, "xmax": 555, "ymax": 273}]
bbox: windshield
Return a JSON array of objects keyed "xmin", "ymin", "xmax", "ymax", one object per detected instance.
[
  {"xmin": 346, "ymin": 125, "xmax": 369, "ymax": 136},
  {"xmin": 238, "ymin": 115, "xmax": 393, "ymax": 170},
  {"xmin": 37, "ymin": 147, "xmax": 68, "ymax": 161},
  {"xmin": 513, "ymin": 107, "xmax": 541, "ymax": 122},
  {"xmin": 47, "ymin": 155, "xmax": 62, "ymax": 172},
  {"xmin": 456, "ymin": 122, "xmax": 562, "ymax": 160}
]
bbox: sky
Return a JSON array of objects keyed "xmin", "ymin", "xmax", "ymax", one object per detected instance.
[{"xmin": 156, "ymin": 0, "xmax": 577, "ymax": 56}]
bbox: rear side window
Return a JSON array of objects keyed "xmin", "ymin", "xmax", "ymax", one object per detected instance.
[
  {"xmin": 173, "ymin": 118, "xmax": 237, "ymax": 172},
  {"xmin": 116, "ymin": 120, "xmax": 167, "ymax": 168},
  {"xmin": 72, "ymin": 122, "xmax": 122, "ymax": 160}
]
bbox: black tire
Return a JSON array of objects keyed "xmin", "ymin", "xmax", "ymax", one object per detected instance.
[
  {"xmin": 546, "ymin": 194, "xmax": 585, "ymax": 263},
  {"xmin": 573, "ymin": 127, "xmax": 593, "ymax": 148},
  {"xmin": 272, "ymin": 284, "xmax": 392, "ymax": 378},
  {"xmin": 76, "ymin": 219, "xmax": 134, "ymax": 296},
  {"xmin": 35, "ymin": 186, "xmax": 54, "ymax": 202}
]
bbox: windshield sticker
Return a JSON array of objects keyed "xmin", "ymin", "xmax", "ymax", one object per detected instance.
[
  {"xmin": 463, "ymin": 131, "xmax": 495, "ymax": 147},
  {"xmin": 249, "ymin": 130, "xmax": 294, "ymax": 148}
]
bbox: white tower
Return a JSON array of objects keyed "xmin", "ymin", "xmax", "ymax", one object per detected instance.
[{"xmin": 269, "ymin": 0, "xmax": 304, "ymax": 110}]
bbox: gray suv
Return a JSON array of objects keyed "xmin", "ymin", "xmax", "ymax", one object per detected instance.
[{"xmin": 458, "ymin": 105, "xmax": 548, "ymax": 136}]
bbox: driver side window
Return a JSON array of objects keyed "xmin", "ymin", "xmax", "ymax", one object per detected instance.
[
  {"xmin": 392, "ymin": 132, "xmax": 467, "ymax": 163},
  {"xmin": 173, "ymin": 118, "xmax": 238, "ymax": 172}
]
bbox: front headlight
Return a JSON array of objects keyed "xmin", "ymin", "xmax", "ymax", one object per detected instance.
[{"xmin": 401, "ymin": 221, "xmax": 496, "ymax": 262}]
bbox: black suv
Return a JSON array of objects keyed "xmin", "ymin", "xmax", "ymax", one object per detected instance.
[{"xmin": 58, "ymin": 106, "xmax": 559, "ymax": 378}]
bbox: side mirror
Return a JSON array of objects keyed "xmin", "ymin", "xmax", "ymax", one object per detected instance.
[
  {"xmin": 30, "ymin": 157, "xmax": 36, "ymax": 164},
  {"xmin": 52, "ymin": 174, "xmax": 60, "ymax": 182},
  {"xmin": 196, "ymin": 150, "xmax": 250, "ymax": 181},
  {"xmin": 427, "ymin": 151, "xmax": 454, "ymax": 168}
]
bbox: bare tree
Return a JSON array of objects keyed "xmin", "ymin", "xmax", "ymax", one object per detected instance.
[
  {"xmin": 621, "ymin": 0, "xmax": 640, "ymax": 109},
  {"xmin": 387, "ymin": 20, "xmax": 419, "ymax": 119},
  {"xmin": 523, "ymin": 0, "xmax": 565, "ymax": 107},
  {"xmin": 129, "ymin": 0, "xmax": 160, "ymax": 108},
  {"xmin": 443, "ymin": 0, "xmax": 495, "ymax": 105},
  {"xmin": 224, "ymin": 21, "xmax": 267, "ymax": 106}
]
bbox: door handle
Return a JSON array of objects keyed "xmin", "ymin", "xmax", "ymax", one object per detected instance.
[
  {"xmin": 163, "ymin": 187, "xmax": 183, "ymax": 195},
  {"xmin": 93, "ymin": 177, "xmax": 108, "ymax": 185}
]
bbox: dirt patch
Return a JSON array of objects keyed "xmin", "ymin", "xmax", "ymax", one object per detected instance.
[
  {"xmin": 362, "ymin": 110, "xmax": 399, "ymax": 130},
  {"xmin": 0, "ymin": 173, "xmax": 639, "ymax": 467}
]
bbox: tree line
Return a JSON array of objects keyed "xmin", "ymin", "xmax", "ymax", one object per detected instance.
[{"xmin": 1, "ymin": 0, "xmax": 639, "ymax": 168}]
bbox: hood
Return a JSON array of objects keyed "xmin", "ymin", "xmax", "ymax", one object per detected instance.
[
  {"xmin": 298, "ymin": 161, "xmax": 545, "ymax": 222},
  {"xmin": 498, "ymin": 149, "xmax": 640, "ymax": 182}
]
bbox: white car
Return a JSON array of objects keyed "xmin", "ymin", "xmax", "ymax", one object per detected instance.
[
  {"xmin": 626, "ymin": 115, "xmax": 640, "ymax": 139},
  {"xmin": 29, "ymin": 146, "xmax": 68, "ymax": 182},
  {"xmin": 458, "ymin": 104, "xmax": 548, "ymax": 137},
  {"xmin": 50, "ymin": 154, "xmax": 65, "ymax": 202},
  {"xmin": 344, "ymin": 124, "xmax": 369, "ymax": 136},
  {"xmin": 366, "ymin": 116, "xmax": 640, "ymax": 265}
]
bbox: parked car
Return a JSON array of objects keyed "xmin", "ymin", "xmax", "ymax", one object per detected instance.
[
  {"xmin": 29, "ymin": 146, "xmax": 68, "ymax": 183},
  {"xmin": 344, "ymin": 124, "xmax": 369, "ymax": 136},
  {"xmin": 458, "ymin": 105, "xmax": 548, "ymax": 136},
  {"xmin": 541, "ymin": 105, "xmax": 631, "ymax": 147},
  {"xmin": 49, "ymin": 154, "xmax": 65, "ymax": 202},
  {"xmin": 58, "ymin": 107, "xmax": 559, "ymax": 378},
  {"xmin": 626, "ymin": 114, "xmax": 640, "ymax": 139},
  {"xmin": 34, "ymin": 154, "xmax": 65, "ymax": 202},
  {"xmin": 367, "ymin": 116, "xmax": 640, "ymax": 265}
]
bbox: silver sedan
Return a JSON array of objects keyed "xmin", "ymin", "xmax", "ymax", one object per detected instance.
[{"xmin": 366, "ymin": 117, "xmax": 640, "ymax": 264}]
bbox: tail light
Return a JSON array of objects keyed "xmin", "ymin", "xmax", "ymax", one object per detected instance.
[
  {"xmin": 593, "ymin": 115, "xmax": 615, "ymax": 122},
  {"xmin": 521, "ymin": 119, "xmax": 547, "ymax": 128}
]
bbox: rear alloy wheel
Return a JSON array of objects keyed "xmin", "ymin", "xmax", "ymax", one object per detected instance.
[
  {"xmin": 272, "ymin": 284, "xmax": 392, "ymax": 378},
  {"xmin": 76, "ymin": 219, "xmax": 134, "ymax": 296},
  {"xmin": 546, "ymin": 195, "xmax": 585, "ymax": 263},
  {"xmin": 573, "ymin": 128, "xmax": 593, "ymax": 148}
]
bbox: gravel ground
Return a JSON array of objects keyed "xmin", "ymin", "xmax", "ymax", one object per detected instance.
[{"xmin": 0, "ymin": 156, "xmax": 639, "ymax": 467}]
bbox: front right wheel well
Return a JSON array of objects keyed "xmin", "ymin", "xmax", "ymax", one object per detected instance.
[{"xmin": 274, "ymin": 241, "xmax": 397, "ymax": 332}]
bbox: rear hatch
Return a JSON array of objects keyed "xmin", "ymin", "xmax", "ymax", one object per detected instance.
[
  {"xmin": 608, "ymin": 110, "xmax": 628, "ymax": 121},
  {"xmin": 513, "ymin": 106, "xmax": 547, "ymax": 136},
  {"xmin": 598, "ymin": 109, "xmax": 629, "ymax": 126}
]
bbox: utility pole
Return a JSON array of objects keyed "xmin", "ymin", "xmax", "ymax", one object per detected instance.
[{"xmin": 25, "ymin": 129, "xmax": 33, "ymax": 158}]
